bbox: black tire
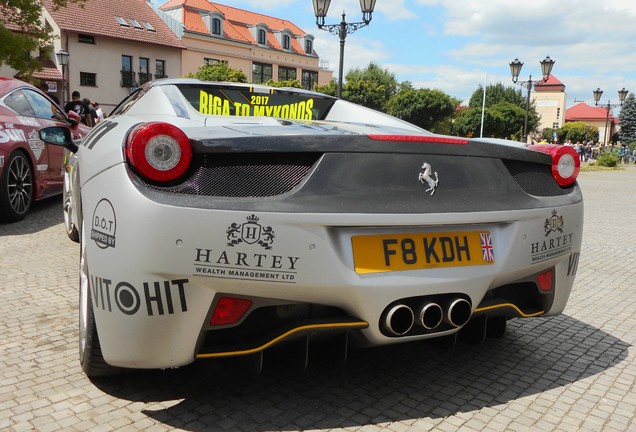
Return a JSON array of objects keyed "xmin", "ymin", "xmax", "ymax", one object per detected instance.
[
  {"xmin": 79, "ymin": 223, "xmax": 121, "ymax": 377},
  {"xmin": 0, "ymin": 151, "xmax": 33, "ymax": 222}
]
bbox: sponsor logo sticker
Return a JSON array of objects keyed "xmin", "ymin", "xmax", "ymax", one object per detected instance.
[
  {"xmin": 531, "ymin": 210, "xmax": 573, "ymax": 264},
  {"xmin": 194, "ymin": 214, "xmax": 300, "ymax": 283},
  {"xmin": 91, "ymin": 199, "xmax": 116, "ymax": 249}
]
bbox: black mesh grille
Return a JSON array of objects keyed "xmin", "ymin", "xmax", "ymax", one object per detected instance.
[
  {"xmin": 503, "ymin": 160, "xmax": 575, "ymax": 196},
  {"xmin": 140, "ymin": 153, "xmax": 321, "ymax": 197}
]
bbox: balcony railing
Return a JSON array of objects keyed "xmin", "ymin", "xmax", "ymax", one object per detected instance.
[
  {"xmin": 138, "ymin": 72, "xmax": 152, "ymax": 85},
  {"xmin": 120, "ymin": 70, "xmax": 137, "ymax": 88}
]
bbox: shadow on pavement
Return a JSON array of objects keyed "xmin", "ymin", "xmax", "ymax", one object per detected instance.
[
  {"xmin": 0, "ymin": 195, "xmax": 63, "ymax": 236},
  {"xmin": 91, "ymin": 314, "xmax": 628, "ymax": 431}
]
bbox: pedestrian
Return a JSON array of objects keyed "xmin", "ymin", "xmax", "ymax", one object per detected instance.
[
  {"xmin": 83, "ymin": 98, "xmax": 97, "ymax": 127},
  {"xmin": 64, "ymin": 91, "xmax": 91, "ymax": 126},
  {"xmin": 39, "ymin": 82, "xmax": 59, "ymax": 105},
  {"xmin": 92, "ymin": 102, "xmax": 105, "ymax": 123}
]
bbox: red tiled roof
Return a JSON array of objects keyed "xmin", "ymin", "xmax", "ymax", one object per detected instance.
[
  {"xmin": 161, "ymin": 0, "xmax": 309, "ymax": 54},
  {"xmin": 566, "ymin": 102, "xmax": 615, "ymax": 122},
  {"xmin": 43, "ymin": 0, "xmax": 186, "ymax": 49},
  {"xmin": 32, "ymin": 58, "xmax": 63, "ymax": 80},
  {"xmin": 534, "ymin": 75, "xmax": 565, "ymax": 92}
]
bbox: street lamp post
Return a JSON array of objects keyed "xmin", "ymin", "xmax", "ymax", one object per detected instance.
[
  {"xmin": 509, "ymin": 55, "xmax": 555, "ymax": 143},
  {"xmin": 312, "ymin": 0, "xmax": 377, "ymax": 98},
  {"xmin": 56, "ymin": 49, "xmax": 70, "ymax": 106},
  {"xmin": 592, "ymin": 87, "xmax": 629, "ymax": 146}
]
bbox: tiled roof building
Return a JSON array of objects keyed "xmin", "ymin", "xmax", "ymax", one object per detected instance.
[
  {"xmin": 159, "ymin": 0, "xmax": 332, "ymax": 89},
  {"xmin": 35, "ymin": 0, "xmax": 186, "ymax": 109}
]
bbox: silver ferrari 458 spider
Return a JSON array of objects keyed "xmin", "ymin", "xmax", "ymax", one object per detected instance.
[{"xmin": 40, "ymin": 79, "xmax": 583, "ymax": 377}]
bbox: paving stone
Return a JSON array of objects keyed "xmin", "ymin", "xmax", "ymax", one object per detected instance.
[{"xmin": 1, "ymin": 166, "xmax": 636, "ymax": 431}]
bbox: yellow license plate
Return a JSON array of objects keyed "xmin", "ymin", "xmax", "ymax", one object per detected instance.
[{"xmin": 352, "ymin": 231, "xmax": 495, "ymax": 274}]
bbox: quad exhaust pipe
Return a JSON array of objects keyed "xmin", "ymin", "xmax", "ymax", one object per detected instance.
[
  {"xmin": 384, "ymin": 297, "xmax": 473, "ymax": 336},
  {"xmin": 384, "ymin": 304, "xmax": 414, "ymax": 336},
  {"xmin": 417, "ymin": 302, "xmax": 444, "ymax": 330},
  {"xmin": 445, "ymin": 298, "xmax": 472, "ymax": 328}
]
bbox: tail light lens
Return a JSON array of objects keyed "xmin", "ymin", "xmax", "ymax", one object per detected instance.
[
  {"xmin": 528, "ymin": 144, "xmax": 580, "ymax": 187},
  {"xmin": 537, "ymin": 269, "xmax": 554, "ymax": 292},
  {"xmin": 210, "ymin": 297, "xmax": 253, "ymax": 326},
  {"xmin": 125, "ymin": 122, "xmax": 192, "ymax": 183}
]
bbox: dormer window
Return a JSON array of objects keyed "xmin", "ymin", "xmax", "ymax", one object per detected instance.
[
  {"xmin": 305, "ymin": 39, "xmax": 313, "ymax": 54},
  {"xmin": 212, "ymin": 18, "xmax": 221, "ymax": 35},
  {"xmin": 282, "ymin": 34, "xmax": 291, "ymax": 50},
  {"xmin": 205, "ymin": 12, "xmax": 224, "ymax": 37},
  {"xmin": 258, "ymin": 29, "xmax": 266, "ymax": 45}
]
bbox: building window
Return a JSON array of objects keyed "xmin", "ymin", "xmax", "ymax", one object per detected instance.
[
  {"xmin": 278, "ymin": 66, "xmax": 297, "ymax": 81},
  {"xmin": 204, "ymin": 58, "xmax": 228, "ymax": 66},
  {"xmin": 258, "ymin": 29, "xmax": 266, "ymax": 45},
  {"xmin": 78, "ymin": 34, "xmax": 95, "ymax": 44},
  {"xmin": 115, "ymin": 16, "xmax": 129, "ymax": 27},
  {"xmin": 121, "ymin": 55, "xmax": 135, "ymax": 87},
  {"xmin": 305, "ymin": 39, "xmax": 313, "ymax": 54},
  {"xmin": 212, "ymin": 18, "xmax": 221, "ymax": 35},
  {"xmin": 155, "ymin": 60, "xmax": 166, "ymax": 79},
  {"xmin": 80, "ymin": 72, "xmax": 96, "ymax": 87},
  {"xmin": 553, "ymin": 122, "xmax": 559, "ymax": 129},
  {"xmin": 139, "ymin": 57, "xmax": 151, "ymax": 85},
  {"xmin": 282, "ymin": 34, "xmax": 291, "ymax": 50},
  {"xmin": 556, "ymin": 107, "xmax": 561, "ymax": 120},
  {"xmin": 301, "ymin": 70, "xmax": 318, "ymax": 90},
  {"xmin": 129, "ymin": 18, "xmax": 143, "ymax": 29},
  {"xmin": 253, "ymin": 62, "xmax": 272, "ymax": 84}
]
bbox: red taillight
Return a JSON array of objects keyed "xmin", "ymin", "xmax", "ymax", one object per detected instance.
[
  {"xmin": 537, "ymin": 269, "xmax": 554, "ymax": 292},
  {"xmin": 125, "ymin": 122, "xmax": 192, "ymax": 183},
  {"xmin": 210, "ymin": 297, "xmax": 252, "ymax": 326},
  {"xmin": 528, "ymin": 144, "xmax": 580, "ymax": 187},
  {"xmin": 367, "ymin": 134, "xmax": 469, "ymax": 145}
]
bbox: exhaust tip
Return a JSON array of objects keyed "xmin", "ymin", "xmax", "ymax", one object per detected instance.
[
  {"xmin": 384, "ymin": 304, "xmax": 414, "ymax": 336},
  {"xmin": 417, "ymin": 302, "xmax": 443, "ymax": 330},
  {"xmin": 446, "ymin": 298, "xmax": 472, "ymax": 328}
]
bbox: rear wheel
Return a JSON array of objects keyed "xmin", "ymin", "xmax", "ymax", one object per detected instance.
[
  {"xmin": 79, "ymin": 222, "xmax": 121, "ymax": 376},
  {"xmin": 0, "ymin": 151, "xmax": 33, "ymax": 222},
  {"xmin": 63, "ymin": 172, "xmax": 79, "ymax": 241}
]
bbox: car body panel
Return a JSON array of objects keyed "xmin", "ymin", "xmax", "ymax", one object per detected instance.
[
  {"xmin": 0, "ymin": 77, "xmax": 89, "ymax": 221},
  {"xmin": 57, "ymin": 79, "xmax": 583, "ymax": 372}
]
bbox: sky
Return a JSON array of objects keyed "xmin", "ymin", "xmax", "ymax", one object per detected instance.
[{"xmin": 152, "ymin": 0, "xmax": 636, "ymax": 109}]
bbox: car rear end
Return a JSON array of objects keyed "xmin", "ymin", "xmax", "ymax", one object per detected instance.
[{"xmin": 79, "ymin": 81, "xmax": 583, "ymax": 371}]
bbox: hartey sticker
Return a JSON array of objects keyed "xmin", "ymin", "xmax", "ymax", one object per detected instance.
[
  {"xmin": 91, "ymin": 199, "xmax": 116, "ymax": 249},
  {"xmin": 226, "ymin": 214, "xmax": 275, "ymax": 250},
  {"xmin": 531, "ymin": 210, "xmax": 573, "ymax": 264},
  {"xmin": 28, "ymin": 130, "xmax": 45, "ymax": 160},
  {"xmin": 91, "ymin": 275, "xmax": 189, "ymax": 316},
  {"xmin": 544, "ymin": 210, "xmax": 564, "ymax": 236},
  {"xmin": 194, "ymin": 215, "xmax": 300, "ymax": 283}
]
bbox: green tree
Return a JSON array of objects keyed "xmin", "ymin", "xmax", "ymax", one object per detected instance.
[
  {"xmin": 346, "ymin": 62, "xmax": 398, "ymax": 107},
  {"xmin": 0, "ymin": 0, "xmax": 88, "ymax": 76},
  {"xmin": 460, "ymin": 83, "xmax": 540, "ymax": 140},
  {"xmin": 386, "ymin": 88, "xmax": 455, "ymax": 132},
  {"xmin": 314, "ymin": 78, "xmax": 337, "ymax": 96},
  {"xmin": 185, "ymin": 62, "xmax": 248, "ymax": 83},
  {"xmin": 543, "ymin": 121, "xmax": 597, "ymax": 144},
  {"xmin": 619, "ymin": 93, "xmax": 636, "ymax": 144},
  {"xmin": 266, "ymin": 79, "xmax": 302, "ymax": 88}
]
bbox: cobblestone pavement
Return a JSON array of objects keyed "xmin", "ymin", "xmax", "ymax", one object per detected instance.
[{"xmin": 1, "ymin": 165, "xmax": 635, "ymax": 432}]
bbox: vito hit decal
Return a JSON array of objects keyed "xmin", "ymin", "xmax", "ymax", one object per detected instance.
[
  {"xmin": 531, "ymin": 210, "xmax": 574, "ymax": 264},
  {"xmin": 194, "ymin": 215, "xmax": 300, "ymax": 283},
  {"xmin": 91, "ymin": 275, "xmax": 189, "ymax": 316},
  {"xmin": 91, "ymin": 199, "xmax": 116, "ymax": 249}
]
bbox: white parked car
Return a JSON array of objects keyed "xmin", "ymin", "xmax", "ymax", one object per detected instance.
[{"xmin": 40, "ymin": 79, "xmax": 583, "ymax": 377}]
